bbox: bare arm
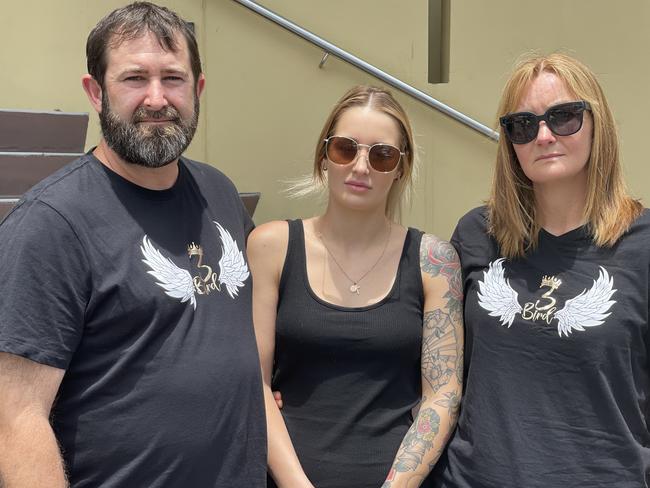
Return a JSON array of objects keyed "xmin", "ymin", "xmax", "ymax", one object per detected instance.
[
  {"xmin": 248, "ymin": 222, "xmax": 315, "ymax": 488},
  {"xmin": 382, "ymin": 234, "xmax": 464, "ymax": 488},
  {"xmin": 0, "ymin": 352, "xmax": 67, "ymax": 487}
]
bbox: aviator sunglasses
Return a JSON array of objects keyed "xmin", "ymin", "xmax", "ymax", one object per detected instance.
[
  {"xmin": 499, "ymin": 101, "xmax": 591, "ymax": 145},
  {"xmin": 324, "ymin": 136, "xmax": 404, "ymax": 173}
]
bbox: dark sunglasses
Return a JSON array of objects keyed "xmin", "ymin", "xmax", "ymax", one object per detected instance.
[
  {"xmin": 324, "ymin": 136, "xmax": 403, "ymax": 173},
  {"xmin": 499, "ymin": 101, "xmax": 591, "ymax": 145}
]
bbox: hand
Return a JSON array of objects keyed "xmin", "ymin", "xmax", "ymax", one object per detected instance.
[{"xmin": 273, "ymin": 390, "xmax": 283, "ymax": 409}]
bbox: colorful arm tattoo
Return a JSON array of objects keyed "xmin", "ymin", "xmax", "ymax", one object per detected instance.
[
  {"xmin": 419, "ymin": 234, "xmax": 463, "ymax": 322},
  {"xmin": 420, "ymin": 235, "xmax": 464, "ymax": 384},
  {"xmin": 381, "ymin": 235, "xmax": 464, "ymax": 487}
]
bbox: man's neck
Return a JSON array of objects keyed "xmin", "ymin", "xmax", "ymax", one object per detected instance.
[{"xmin": 93, "ymin": 140, "xmax": 180, "ymax": 190}]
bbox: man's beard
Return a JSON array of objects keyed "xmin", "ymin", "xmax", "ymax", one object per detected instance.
[{"xmin": 99, "ymin": 92, "xmax": 200, "ymax": 168}]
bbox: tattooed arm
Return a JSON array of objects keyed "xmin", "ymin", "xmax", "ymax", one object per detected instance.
[{"xmin": 382, "ymin": 234, "xmax": 463, "ymax": 488}]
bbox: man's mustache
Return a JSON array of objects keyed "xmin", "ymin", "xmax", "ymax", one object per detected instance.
[{"xmin": 132, "ymin": 106, "xmax": 181, "ymax": 123}]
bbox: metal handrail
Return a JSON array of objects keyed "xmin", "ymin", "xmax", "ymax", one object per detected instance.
[{"xmin": 231, "ymin": 0, "xmax": 499, "ymax": 141}]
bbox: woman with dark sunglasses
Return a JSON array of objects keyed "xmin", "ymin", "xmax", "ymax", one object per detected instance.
[
  {"xmin": 247, "ymin": 85, "xmax": 462, "ymax": 488},
  {"xmin": 431, "ymin": 53, "xmax": 648, "ymax": 487}
]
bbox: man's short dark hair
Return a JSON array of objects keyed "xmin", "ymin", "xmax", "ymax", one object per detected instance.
[{"xmin": 86, "ymin": 1, "xmax": 202, "ymax": 87}]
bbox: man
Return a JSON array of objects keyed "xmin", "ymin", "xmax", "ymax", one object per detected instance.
[{"xmin": 0, "ymin": 3, "xmax": 266, "ymax": 487}]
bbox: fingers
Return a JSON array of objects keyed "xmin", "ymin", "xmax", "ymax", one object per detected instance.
[{"xmin": 273, "ymin": 390, "xmax": 283, "ymax": 409}]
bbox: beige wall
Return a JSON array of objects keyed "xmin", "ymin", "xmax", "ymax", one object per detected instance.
[{"xmin": 2, "ymin": 0, "xmax": 649, "ymax": 239}]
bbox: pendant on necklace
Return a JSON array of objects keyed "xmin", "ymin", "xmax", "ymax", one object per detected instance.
[{"xmin": 350, "ymin": 283, "xmax": 360, "ymax": 294}]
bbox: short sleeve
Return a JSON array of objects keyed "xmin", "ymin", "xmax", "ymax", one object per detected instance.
[
  {"xmin": 450, "ymin": 222, "xmax": 462, "ymax": 256},
  {"xmin": 0, "ymin": 200, "xmax": 90, "ymax": 369},
  {"xmin": 450, "ymin": 206, "xmax": 494, "ymax": 285}
]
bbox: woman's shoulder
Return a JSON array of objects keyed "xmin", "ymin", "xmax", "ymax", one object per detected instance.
[
  {"xmin": 620, "ymin": 208, "xmax": 650, "ymax": 242},
  {"xmin": 418, "ymin": 232, "xmax": 456, "ymax": 252},
  {"xmin": 247, "ymin": 220, "xmax": 291, "ymax": 259},
  {"xmin": 631, "ymin": 208, "xmax": 650, "ymax": 228},
  {"xmin": 455, "ymin": 205, "xmax": 489, "ymax": 233},
  {"xmin": 417, "ymin": 233, "xmax": 462, "ymax": 309},
  {"xmin": 418, "ymin": 233, "xmax": 461, "ymax": 271},
  {"xmin": 450, "ymin": 206, "xmax": 491, "ymax": 248}
]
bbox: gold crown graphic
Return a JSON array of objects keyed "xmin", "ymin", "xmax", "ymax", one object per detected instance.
[
  {"xmin": 187, "ymin": 242, "xmax": 203, "ymax": 257},
  {"xmin": 540, "ymin": 275, "xmax": 562, "ymax": 289}
]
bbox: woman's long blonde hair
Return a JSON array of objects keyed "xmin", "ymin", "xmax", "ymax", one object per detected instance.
[{"xmin": 489, "ymin": 53, "xmax": 642, "ymax": 258}]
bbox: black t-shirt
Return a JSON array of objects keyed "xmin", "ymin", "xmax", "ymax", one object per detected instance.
[
  {"xmin": 0, "ymin": 154, "xmax": 266, "ymax": 487},
  {"xmin": 432, "ymin": 206, "xmax": 650, "ymax": 488}
]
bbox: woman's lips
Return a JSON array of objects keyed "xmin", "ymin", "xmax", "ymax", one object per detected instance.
[
  {"xmin": 535, "ymin": 152, "xmax": 563, "ymax": 162},
  {"xmin": 345, "ymin": 181, "xmax": 371, "ymax": 191}
]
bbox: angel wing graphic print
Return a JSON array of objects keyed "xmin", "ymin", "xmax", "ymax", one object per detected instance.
[
  {"xmin": 140, "ymin": 220, "xmax": 250, "ymax": 308},
  {"xmin": 477, "ymin": 258, "xmax": 617, "ymax": 337}
]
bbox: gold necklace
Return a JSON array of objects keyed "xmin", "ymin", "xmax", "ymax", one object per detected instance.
[{"xmin": 318, "ymin": 221, "xmax": 392, "ymax": 295}]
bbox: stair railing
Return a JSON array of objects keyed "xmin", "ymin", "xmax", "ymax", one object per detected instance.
[{"xmin": 231, "ymin": 0, "xmax": 499, "ymax": 141}]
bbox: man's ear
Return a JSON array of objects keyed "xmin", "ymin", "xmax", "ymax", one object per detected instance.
[
  {"xmin": 195, "ymin": 73, "xmax": 206, "ymax": 98},
  {"xmin": 82, "ymin": 74, "xmax": 103, "ymax": 113}
]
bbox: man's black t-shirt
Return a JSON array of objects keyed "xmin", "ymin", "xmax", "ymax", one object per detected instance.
[
  {"xmin": 0, "ymin": 154, "xmax": 266, "ymax": 487},
  {"xmin": 433, "ymin": 206, "xmax": 650, "ymax": 488}
]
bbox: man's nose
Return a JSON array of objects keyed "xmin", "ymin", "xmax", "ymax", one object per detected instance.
[{"xmin": 143, "ymin": 79, "xmax": 168, "ymax": 111}]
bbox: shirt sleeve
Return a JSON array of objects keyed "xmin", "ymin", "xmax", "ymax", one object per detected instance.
[
  {"xmin": 0, "ymin": 200, "xmax": 90, "ymax": 369},
  {"xmin": 450, "ymin": 223, "xmax": 462, "ymax": 256},
  {"xmin": 450, "ymin": 213, "xmax": 473, "ymax": 285}
]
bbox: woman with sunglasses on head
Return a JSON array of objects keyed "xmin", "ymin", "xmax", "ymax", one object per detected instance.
[
  {"xmin": 431, "ymin": 53, "xmax": 648, "ymax": 488},
  {"xmin": 248, "ymin": 85, "xmax": 463, "ymax": 488}
]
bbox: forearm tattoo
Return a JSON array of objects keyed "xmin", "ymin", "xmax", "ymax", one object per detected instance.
[
  {"xmin": 435, "ymin": 390, "xmax": 460, "ymax": 417},
  {"xmin": 382, "ymin": 400, "xmax": 441, "ymax": 486},
  {"xmin": 395, "ymin": 406, "xmax": 440, "ymax": 470}
]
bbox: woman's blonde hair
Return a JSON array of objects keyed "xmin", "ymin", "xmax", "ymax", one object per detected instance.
[
  {"xmin": 289, "ymin": 85, "xmax": 416, "ymax": 221},
  {"xmin": 489, "ymin": 52, "xmax": 642, "ymax": 258}
]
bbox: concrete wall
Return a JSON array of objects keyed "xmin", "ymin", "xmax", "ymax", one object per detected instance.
[{"xmin": 2, "ymin": 0, "xmax": 648, "ymax": 239}]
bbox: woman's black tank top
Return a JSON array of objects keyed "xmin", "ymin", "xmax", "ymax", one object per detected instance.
[{"xmin": 268, "ymin": 219, "xmax": 428, "ymax": 488}]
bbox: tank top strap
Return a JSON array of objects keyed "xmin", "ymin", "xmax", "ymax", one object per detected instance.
[
  {"xmin": 278, "ymin": 219, "xmax": 306, "ymax": 296},
  {"xmin": 397, "ymin": 227, "xmax": 425, "ymax": 305}
]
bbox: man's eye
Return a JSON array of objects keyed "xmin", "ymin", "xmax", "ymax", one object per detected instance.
[{"xmin": 125, "ymin": 76, "xmax": 145, "ymax": 81}]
